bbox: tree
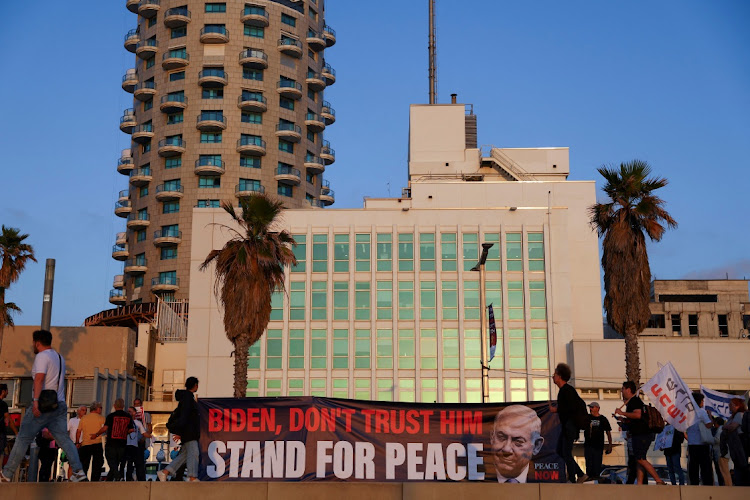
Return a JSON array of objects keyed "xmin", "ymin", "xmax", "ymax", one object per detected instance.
[
  {"xmin": 200, "ymin": 195, "xmax": 296, "ymax": 398},
  {"xmin": 0, "ymin": 225, "xmax": 36, "ymax": 355},
  {"xmin": 589, "ymin": 160, "xmax": 677, "ymax": 386}
]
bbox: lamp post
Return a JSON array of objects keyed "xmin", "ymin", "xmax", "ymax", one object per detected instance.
[{"xmin": 471, "ymin": 243, "xmax": 494, "ymax": 403}]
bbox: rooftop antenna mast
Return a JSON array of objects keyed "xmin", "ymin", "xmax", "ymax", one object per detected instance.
[{"xmin": 428, "ymin": 0, "xmax": 437, "ymax": 104}]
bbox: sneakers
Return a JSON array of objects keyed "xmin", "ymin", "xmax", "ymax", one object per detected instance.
[
  {"xmin": 0, "ymin": 470, "xmax": 11, "ymax": 483},
  {"xmin": 157, "ymin": 470, "xmax": 169, "ymax": 482},
  {"xmin": 576, "ymin": 474, "xmax": 590, "ymax": 484},
  {"xmin": 70, "ymin": 470, "xmax": 89, "ymax": 483}
]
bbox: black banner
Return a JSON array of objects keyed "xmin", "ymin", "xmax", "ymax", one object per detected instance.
[{"xmin": 198, "ymin": 397, "xmax": 565, "ymax": 483}]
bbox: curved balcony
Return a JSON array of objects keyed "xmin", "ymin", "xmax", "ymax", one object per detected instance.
[
  {"xmin": 239, "ymin": 49, "xmax": 268, "ymax": 69},
  {"xmin": 200, "ymin": 26, "xmax": 229, "ymax": 44},
  {"xmin": 124, "ymin": 29, "xmax": 140, "ymax": 53},
  {"xmin": 236, "ymin": 136, "xmax": 266, "ymax": 156},
  {"xmin": 119, "ymin": 109, "xmax": 136, "ymax": 133},
  {"xmin": 324, "ymin": 25, "xmax": 336, "ymax": 47},
  {"xmin": 304, "ymin": 155, "xmax": 325, "ymax": 174},
  {"xmin": 276, "ymin": 80, "xmax": 302, "ymax": 100},
  {"xmin": 160, "ymin": 94, "xmax": 187, "ymax": 113},
  {"xmin": 306, "ymin": 198, "xmax": 324, "ymax": 208},
  {"xmin": 114, "ymin": 200, "xmax": 132, "ymax": 218},
  {"xmin": 241, "ymin": 6, "xmax": 269, "ymax": 27},
  {"xmin": 129, "ymin": 167, "xmax": 152, "ymax": 186},
  {"xmin": 277, "ymin": 38, "xmax": 302, "ymax": 58},
  {"xmin": 305, "ymin": 112, "xmax": 325, "ymax": 132},
  {"xmin": 321, "ymin": 142, "xmax": 335, "ymax": 165},
  {"xmin": 305, "ymin": 71, "xmax": 326, "ymax": 92},
  {"xmin": 320, "ymin": 189, "xmax": 335, "ymax": 206},
  {"xmin": 118, "ymin": 189, "xmax": 129, "ymax": 202},
  {"xmin": 164, "ymin": 7, "xmax": 191, "ymax": 28},
  {"xmin": 116, "ymin": 232, "xmax": 127, "ymax": 245},
  {"xmin": 110, "ymin": 289, "xmax": 127, "ymax": 305},
  {"xmin": 306, "ymin": 29, "xmax": 326, "ymax": 52},
  {"xmin": 198, "ymin": 68, "xmax": 227, "ymax": 88},
  {"xmin": 126, "ymin": 0, "xmax": 140, "ymax": 14},
  {"xmin": 275, "ymin": 123, "xmax": 302, "ymax": 143},
  {"xmin": 133, "ymin": 81, "xmax": 157, "ymax": 102},
  {"xmin": 153, "ymin": 229, "xmax": 182, "ymax": 246},
  {"xmin": 235, "ymin": 183, "xmax": 265, "ymax": 199},
  {"xmin": 321, "ymin": 179, "xmax": 331, "ymax": 193},
  {"xmin": 123, "ymin": 258, "xmax": 148, "ymax": 274},
  {"xmin": 162, "ymin": 51, "xmax": 189, "ymax": 70},
  {"xmin": 322, "ymin": 63, "xmax": 336, "ymax": 86},
  {"xmin": 131, "ymin": 124, "xmax": 154, "ymax": 144},
  {"xmin": 321, "ymin": 101, "xmax": 336, "ymax": 125},
  {"xmin": 126, "ymin": 213, "xmax": 150, "ymax": 229},
  {"xmin": 155, "ymin": 184, "xmax": 184, "ymax": 201},
  {"xmin": 195, "ymin": 157, "xmax": 225, "ymax": 175},
  {"xmin": 122, "ymin": 70, "xmax": 138, "ymax": 93},
  {"xmin": 137, "ymin": 0, "xmax": 160, "ymax": 19},
  {"xmin": 152, "ymin": 276, "xmax": 180, "ymax": 293},
  {"xmin": 238, "ymin": 93, "xmax": 267, "ymax": 112},
  {"xmin": 113, "ymin": 275, "xmax": 125, "ymax": 289},
  {"xmin": 196, "ymin": 111, "xmax": 226, "ymax": 132},
  {"xmin": 158, "ymin": 138, "xmax": 186, "ymax": 157},
  {"xmin": 117, "ymin": 152, "xmax": 135, "ymax": 174},
  {"xmin": 275, "ymin": 165, "xmax": 301, "ymax": 185},
  {"xmin": 135, "ymin": 39, "xmax": 158, "ymax": 59},
  {"xmin": 112, "ymin": 244, "xmax": 129, "ymax": 261}
]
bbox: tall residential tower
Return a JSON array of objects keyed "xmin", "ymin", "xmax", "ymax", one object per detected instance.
[{"xmin": 111, "ymin": 0, "xmax": 337, "ymax": 305}]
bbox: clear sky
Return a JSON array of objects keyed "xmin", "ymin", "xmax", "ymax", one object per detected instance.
[{"xmin": 0, "ymin": 0, "xmax": 748, "ymax": 326}]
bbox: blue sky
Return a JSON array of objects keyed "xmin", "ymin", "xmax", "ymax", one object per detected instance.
[{"xmin": 1, "ymin": 0, "xmax": 748, "ymax": 326}]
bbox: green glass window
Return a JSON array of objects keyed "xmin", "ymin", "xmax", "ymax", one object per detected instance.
[
  {"xmin": 419, "ymin": 233, "xmax": 435, "ymax": 271},
  {"xmin": 443, "ymin": 378, "xmax": 460, "ymax": 403},
  {"xmin": 162, "ymin": 201, "xmax": 179, "ymax": 214},
  {"xmin": 311, "ymin": 281, "xmax": 326, "ymax": 320},
  {"xmin": 398, "ymin": 329, "xmax": 415, "ymax": 369},
  {"xmin": 464, "ymin": 328, "xmax": 480, "ymax": 370},
  {"xmin": 506, "ymin": 233, "xmax": 523, "ymax": 271},
  {"xmin": 441, "ymin": 233, "xmax": 457, "ymax": 271},
  {"xmin": 200, "ymin": 132, "xmax": 222, "ymax": 143},
  {"xmin": 290, "ymin": 281, "xmax": 305, "ymax": 320},
  {"xmin": 165, "ymin": 158, "xmax": 181, "ymax": 169},
  {"xmin": 398, "ymin": 281, "xmax": 414, "ymax": 320},
  {"xmin": 246, "ymin": 379, "xmax": 259, "ymax": 397},
  {"xmin": 143, "ymin": 99, "xmax": 153, "ymax": 111},
  {"xmin": 266, "ymin": 379, "xmax": 282, "ymax": 397},
  {"xmin": 281, "ymin": 13, "xmax": 296, "ymax": 27},
  {"xmin": 333, "ymin": 329, "xmax": 348, "ymax": 369},
  {"xmin": 377, "ymin": 378, "xmax": 393, "ymax": 401},
  {"xmin": 463, "ymin": 280, "xmax": 480, "ymax": 320},
  {"xmin": 134, "ymin": 275, "xmax": 144, "ymax": 288},
  {"xmin": 398, "ymin": 233, "xmax": 413, "ymax": 272},
  {"xmin": 201, "ymin": 88, "xmax": 223, "ymax": 99},
  {"xmin": 310, "ymin": 379, "xmax": 326, "ymax": 397},
  {"xmin": 508, "ymin": 281, "xmax": 524, "ymax": 320},
  {"xmin": 136, "ymin": 230, "xmax": 146, "ymax": 242},
  {"xmin": 145, "ymin": 56, "xmax": 155, "ymax": 69},
  {"xmin": 169, "ymin": 70, "xmax": 185, "ymax": 81},
  {"xmin": 288, "ymin": 378, "xmax": 304, "ymax": 397},
  {"xmin": 355, "ymin": 282, "xmax": 370, "ymax": 320},
  {"xmin": 530, "ymin": 281, "xmax": 547, "ymax": 320},
  {"xmin": 171, "ymin": 27, "xmax": 186, "ymax": 39},
  {"xmin": 241, "ymin": 111, "xmax": 262, "ymax": 123},
  {"xmin": 420, "ymin": 329, "xmax": 437, "ymax": 369},
  {"xmin": 278, "ymin": 140, "xmax": 294, "ymax": 153},
  {"xmin": 333, "ymin": 234, "xmax": 349, "ymax": 272},
  {"xmin": 376, "ymin": 233, "xmax": 392, "ymax": 271},
  {"xmin": 487, "ymin": 280, "xmax": 502, "ymax": 310},
  {"xmin": 311, "ymin": 329, "xmax": 326, "ymax": 369},
  {"xmin": 291, "ymin": 234, "xmax": 306, "ymax": 273},
  {"xmin": 532, "ymin": 377, "xmax": 550, "ymax": 400},
  {"xmin": 528, "ymin": 233, "xmax": 545, "ymax": 271},
  {"xmin": 509, "ymin": 328, "xmax": 526, "ymax": 370},
  {"xmin": 312, "ymin": 234, "xmax": 328, "ymax": 272},
  {"xmin": 288, "ymin": 329, "xmax": 304, "ymax": 369},
  {"xmin": 167, "ymin": 112, "xmax": 183, "ymax": 125},
  {"xmin": 332, "ymin": 378, "xmax": 348, "ymax": 398},
  {"xmin": 196, "ymin": 199, "xmax": 220, "ymax": 208},
  {"xmin": 266, "ymin": 329, "xmax": 282, "ymax": 369},
  {"xmin": 160, "ymin": 247, "xmax": 177, "ymax": 260},
  {"xmin": 240, "ymin": 156, "xmax": 260, "ymax": 168},
  {"xmin": 489, "ymin": 379, "xmax": 505, "ymax": 403},
  {"xmin": 205, "ymin": 3, "xmax": 226, "ymax": 13},
  {"xmin": 442, "ymin": 328, "xmax": 459, "ymax": 369},
  {"xmin": 442, "ymin": 280, "xmax": 458, "ymax": 320},
  {"xmin": 466, "ymin": 379, "xmax": 482, "ymax": 403},
  {"xmin": 510, "ymin": 378, "xmax": 527, "ymax": 402},
  {"xmin": 355, "ymin": 379, "xmax": 371, "ymax": 400},
  {"xmin": 420, "ymin": 281, "xmax": 436, "ymax": 320},
  {"xmin": 244, "ymin": 26, "xmax": 264, "ymax": 38},
  {"xmin": 531, "ymin": 328, "xmax": 549, "ymax": 371},
  {"xmin": 398, "ymin": 379, "xmax": 415, "ymax": 402},
  {"xmin": 462, "ymin": 233, "xmax": 479, "ymax": 271},
  {"xmin": 376, "ymin": 329, "xmax": 392, "ymax": 369},
  {"xmin": 355, "ymin": 234, "xmax": 371, "ymax": 272},
  {"xmin": 421, "ymin": 379, "xmax": 437, "ymax": 403},
  {"xmin": 280, "ymin": 97, "xmax": 295, "ymax": 110},
  {"xmin": 242, "ymin": 68, "xmax": 263, "ymax": 81},
  {"xmin": 355, "ymin": 329, "xmax": 371, "ymax": 369},
  {"xmin": 376, "ymin": 281, "xmax": 392, "ymax": 320},
  {"xmin": 333, "ymin": 281, "xmax": 348, "ymax": 320}
]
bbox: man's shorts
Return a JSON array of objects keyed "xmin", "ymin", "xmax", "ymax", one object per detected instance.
[{"xmin": 631, "ymin": 433, "xmax": 653, "ymax": 460}]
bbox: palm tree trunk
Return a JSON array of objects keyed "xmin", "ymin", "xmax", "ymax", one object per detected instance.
[
  {"xmin": 233, "ymin": 335, "xmax": 250, "ymax": 398},
  {"xmin": 624, "ymin": 328, "xmax": 641, "ymax": 386},
  {"xmin": 0, "ymin": 287, "xmax": 5, "ymax": 356}
]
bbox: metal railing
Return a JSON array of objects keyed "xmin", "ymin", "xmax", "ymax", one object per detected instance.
[
  {"xmin": 276, "ymin": 123, "xmax": 301, "ymax": 134},
  {"xmin": 152, "ymin": 276, "xmax": 179, "ymax": 286},
  {"xmin": 124, "ymin": 257, "xmax": 148, "ymax": 268},
  {"xmin": 155, "ymin": 184, "xmax": 183, "ymax": 195},
  {"xmin": 163, "ymin": 51, "xmax": 189, "ymax": 61},
  {"xmin": 118, "ymin": 156, "xmax": 134, "ymax": 167},
  {"xmin": 306, "ymin": 112, "xmax": 322, "ymax": 122},
  {"xmin": 115, "ymin": 200, "xmax": 131, "ymax": 209},
  {"xmin": 136, "ymin": 39, "xmax": 158, "ymax": 49},
  {"xmin": 161, "ymin": 93, "xmax": 187, "ymax": 103},
  {"xmin": 324, "ymin": 25, "xmax": 336, "ymax": 37},
  {"xmin": 154, "ymin": 227, "xmax": 182, "ymax": 239},
  {"xmin": 195, "ymin": 157, "xmax": 225, "ymax": 168},
  {"xmin": 239, "ymin": 93, "xmax": 266, "ymax": 105},
  {"xmin": 197, "ymin": 111, "xmax": 226, "ymax": 123},
  {"xmin": 122, "ymin": 72, "xmax": 138, "ymax": 82},
  {"xmin": 323, "ymin": 63, "xmax": 336, "ymax": 76},
  {"xmin": 322, "ymin": 101, "xmax": 335, "ymax": 115},
  {"xmin": 201, "ymin": 26, "xmax": 228, "ymax": 36},
  {"xmin": 127, "ymin": 212, "xmax": 150, "ymax": 222},
  {"xmin": 133, "ymin": 81, "xmax": 156, "ymax": 91},
  {"xmin": 164, "ymin": 6, "xmax": 189, "ymax": 18},
  {"xmin": 235, "ymin": 183, "xmax": 265, "ymax": 194},
  {"xmin": 239, "ymin": 49, "xmax": 267, "ymax": 61},
  {"xmin": 112, "ymin": 244, "xmax": 127, "ymax": 253},
  {"xmin": 129, "ymin": 167, "xmax": 152, "ymax": 178},
  {"xmin": 278, "ymin": 37, "xmax": 301, "ymax": 48},
  {"xmin": 158, "ymin": 138, "xmax": 186, "ymax": 148},
  {"xmin": 199, "ymin": 68, "xmax": 227, "ymax": 79},
  {"xmin": 276, "ymin": 165, "xmax": 300, "ymax": 178},
  {"xmin": 237, "ymin": 136, "xmax": 266, "ymax": 148},
  {"xmin": 124, "ymin": 29, "xmax": 139, "ymax": 43},
  {"xmin": 110, "ymin": 290, "xmax": 125, "ymax": 299},
  {"xmin": 277, "ymin": 80, "xmax": 302, "ymax": 91},
  {"xmin": 305, "ymin": 155, "xmax": 324, "ymax": 165}
]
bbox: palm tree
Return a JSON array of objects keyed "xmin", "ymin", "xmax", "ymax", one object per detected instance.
[
  {"xmin": 589, "ymin": 160, "xmax": 677, "ymax": 386},
  {"xmin": 0, "ymin": 225, "xmax": 36, "ymax": 355},
  {"xmin": 200, "ymin": 195, "xmax": 296, "ymax": 398}
]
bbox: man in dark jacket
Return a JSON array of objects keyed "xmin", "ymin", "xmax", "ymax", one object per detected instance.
[
  {"xmin": 549, "ymin": 363, "xmax": 588, "ymax": 483},
  {"xmin": 157, "ymin": 377, "xmax": 200, "ymax": 481}
]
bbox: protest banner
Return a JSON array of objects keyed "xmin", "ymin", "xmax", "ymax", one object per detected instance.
[
  {"xmin": 653, "ymin": 425, "xmax": 675, "ymax": 451},
  {"xmin": 641, "ymin": 362, "xmax": 698, "ymax": 433},
  {"xmin": 700, "ymin": 386, "xmax": 734, "ymax": 419},
  {"xmin": 198, "ymin": 397, "xmax": 565, "ymax": 483}
]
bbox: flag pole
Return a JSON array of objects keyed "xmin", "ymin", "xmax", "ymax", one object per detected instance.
[{"xmin": 473, "ymin": 243, "xmax": 494, "ymax": 403}]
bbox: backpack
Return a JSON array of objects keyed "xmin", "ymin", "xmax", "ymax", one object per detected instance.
[
  {"xmin": 642, "ymin": 404, "xmax": 665, "ymax": 433},
  {"xmin": 166, "ymin": 406, "xmax": 182, "ymax": 435}
]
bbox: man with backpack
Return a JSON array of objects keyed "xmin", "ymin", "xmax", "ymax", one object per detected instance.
[
  {"xmin": 549, "ymin": 363, "xmax": 589, "ymax": 483},
  {"xmin": 158, "ymin": 377, "xmax": 200, "ymax": 482}
]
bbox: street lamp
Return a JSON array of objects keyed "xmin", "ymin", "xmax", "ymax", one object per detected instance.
[{"xmin": 471, "ymin": 243, "xmax": 494, "ymax": 403}]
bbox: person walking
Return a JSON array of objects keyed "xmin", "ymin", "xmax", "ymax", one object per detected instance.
[
  {"xmin": 549, "ymin": 363, "xmax": 589, "ymax": 483},
  {"xmin": 90, "ymin": 398, "xmax": 133, "ymax": 481},
  {"xmin": 0, "ymin": 384, "xmax": 18, "ymax": 468},
  {"xmin": 686, "ymin": 392, "xmax": 714, "ymax": 485},
  {"xmin": 76, "ymin": 401, "xmax": 105, "ymax": 481},
  {"xmin": 124, "ymin": 406, "xmax": 150, "ymax": 481},
  {"xmin": 66, "ymin": 405, "xmax": 87, "ymax": 479},
  {"xmin": 133, "ymin": 398, "xmax": 152, "ymax": 465},
  {"xmin": 723, "ymin": 398, "xmax": 748, "ymax": 486},
  {"xmin": 662, "ymin": 424, "xmax": 685, "ymax": 485},
  {"xmin": 583, "ymin": 402, "xmax": 612, "ymax": 480},
  {"xmin": 0, "ymin": 330, "xmax": 88, "ymax": 482},
  {"xmin": 710, "ymin": 418, "xmax": 725, "ymax": 486},
  {"xmin": 157, "ymin": 377, "xmax": 200, "ymax": 482}
]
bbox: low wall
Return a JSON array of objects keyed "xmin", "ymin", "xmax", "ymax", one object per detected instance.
[{"xmin": 6, "ymin": 482, "xmax": 746, "ymax": 500}]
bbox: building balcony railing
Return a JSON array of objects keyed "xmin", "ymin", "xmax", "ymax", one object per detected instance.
[
  {"xmin": 151, "ymin": 276, "xmax": 180, "ymax": 292},
  {"xmin": 305, "ymin": 71, "xmax": 326, "ymax": 92},
  {"xmin": 158, "ymin": 138, "xmax": 186, "ymax": 157},
  {"xmin": 124, "ymin": 29, "xmax": 140, "ymax": 52},
  {"xmin": 306, "ymin": 198, "xmax": 324, "ymax": 208},
  {"xmin": 129, "ymin": 167, "xmax": 152, "ymax": 186},
  {"xmin": 236, "ymin": 137, "xmax": 267, "ymax": 156},
  {"xmin": 277, "ymin": 38, "xmax": 302, "ymax": 58},
  {"xmin": 320, "ymin": 189, "xmax": 335, "ymax": 206},
  {"xmin": 115, "ymin": 232, "xmax": 127, "ymax": 245},
  {"xmin": 133, "ymin": 81, "xmax": 157, "ymax": 101},
  {"xmin": 113, "ymin": 275, "xmax": 125, "ymax": 290},
  {"xmin": 109, "ymin": 289, "xmax": 126, "ymax": 304},
  {"xmin": 275, "ymin": 123, "xmax": 302, "ymax": 142},
  {"xmin": 322, "ymin": 63, "xmax": 336, "ymax": 85},
  {"xmin": 117, "ymin": 154, "xmax": 135, "ymax": 175},
  {"xmin": 160, "ymin": 93, "xmax": 187, "ymax": 113},
  {"xmin": 274, "ymin": 165, "xmax": 301, "ymax": 185},
  {"xmin": 276, "ymin": 80, "xmax": 303, "ymax": 100},
  {"xmin": 194, "ymin": 158, "xmax": 226, "ymax": 175},
  {"xmin": 131, "ymin": 124, "xmax": 154, "ymax": 144},
  {"xmin": 118, "ymin": 189, "xmax": 130, "ymax": 201},
  {"xmin": 321, "ymin": 141, "xmax": 336, "ymax": 165},
  {"xmin": 164, "ymin": 6, "xmax": 190, "ymax": 28},
  {"xmin": 198, "ymin": 68, "xmax": 227, "ymax": 87},
  {"xmin": 321, "ymin": 179, "xmax": 331, "ymax": 193},
  {"xmin": 153, "ymin": 229, "xmax": 182, "ymax": 246},
  {"xmin": 119, "ymin": 109, "xmax": 136, "ymax": 133},
  {"xmin": 305, "ymin": 112, "xmax": 325, "ymax": 132},
  {"xmin": 137, "ymin": 0, "xmax": 160, "ymax": 19},
  {"xmin": 306, "ymin": 30, "xmax": 326, "ymax": 51},
  {"xmin": 239, "ymin": 49, "xmax": 268, "ymax": 69},
  {"xmin": 135, "ymin": 38, "xmax": 158, "ymax": 59},
  {"xmin": 241, "ymin": 6, "xmax": 269, "ymax": 27},
  {"xmin": 200, "ymin": 25, "xmax": 229, "ymax": 44},
  {"xmin": 323, "ymin": 25, "xmax": 336, "ymax": 47},
  {"xmin": 304, "ymin": 155, "xmax": 326, "ymax": 174},
  {"xmin": 126, "ymin": 213, "xmax": 150, "ymax": 229},
  {"xmin": 235, "ymin": 183, "xmax": 265, "ymax": 198},
  {"xmin": 112, "ymin": 244, "xmax": 129, "ymax": 261},
  {"xmin": 162, "ymin": 50, "xmax": 189, "ymax": 70},
  {"xmin": 238, "ymin": 93, "xmax": 267, "ymax": 112},
  {"xmin": 196, "ymin": 112, "xmax": 226, "ymax": 132},
  {"xmin": 115, "ymin": 200, "xmax": 132, "ymax": 218},
  {"xmin": 121, "ymin": 70, "xmax": 138, "ymax": 93},
  {"xmin": 321, "ymin": 101, "xmax": 336, "ymax": 125},
  {"xmin": 155, "ymin": 184, "xmax": 184, "ymax": 201},
  {"xmin": 123, "ymin": 258, "xmax": 148, "ymax": 274}
]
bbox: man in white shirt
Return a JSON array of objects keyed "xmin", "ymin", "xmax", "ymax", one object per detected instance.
[
  {"xmin": 66, "ymin": 405, "xmax": 87, "ymax": 478},
  {"xmin": 0, "ymin": 330, "xmax": 88, "ymax": 482},
  {"xmin": 125, "ymin": 406, "xmax": 151, "ymax": 481}
]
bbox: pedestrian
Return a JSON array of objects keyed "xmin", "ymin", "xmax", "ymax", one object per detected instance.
[
  {"xmin": 157, "ymin": 377, "xmax": 200, "ymax": 482},
  {"xmin": 0, "ymin": 330, "xmax": 88, "ymax": 482},
  {"xmin": 723, "ymin": 398, "xmax": 748, "ymax": 486},
  {"xmin": 583, "ymin": 401, "xmax": 612, "ymax": 480},
  {"xmin": 133, "ymin": 398, "xmax": 152, "ymax": 464},
  {"xmin": 662, "ymin": 424, "xmax": 685, "ymax": 485},
  {"xmin": 66, "ymin": 405, "xmax": 87, "ymax": 478},
  {"xmin": 36, "ymin": 429, "xmax": 58, "ymax": 482},
  {"xmin": 549, "ymin": 363, "xmax": 589, "ymax": 483},
  {"xmin": 90, "ymin": 398, "xmax": 133, "ymax": 481},
  {"xmin": 76, "ymin": 401, "xmax": 105, "ymax": 481},
  {"xmin": 124, "ymin": 406, "xmax": 150, "ymax": 481},
  {"xmin": 685, "ymin": 392, "xmax": 714, "ymax": 485},
  {"xmin": 614, "ymin": 381, "xmax": 665, "ymax": 485},
  {"xmin": 0, "ymin": 384, "xmax": 18, "ymax": 467},
  {"xmin": 717, "ymin": 423, "xmax": 733, "ymax": 486},
  {"xmin": 711, "ymin": 418, "xmax": 725, "ymax": 486}
]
